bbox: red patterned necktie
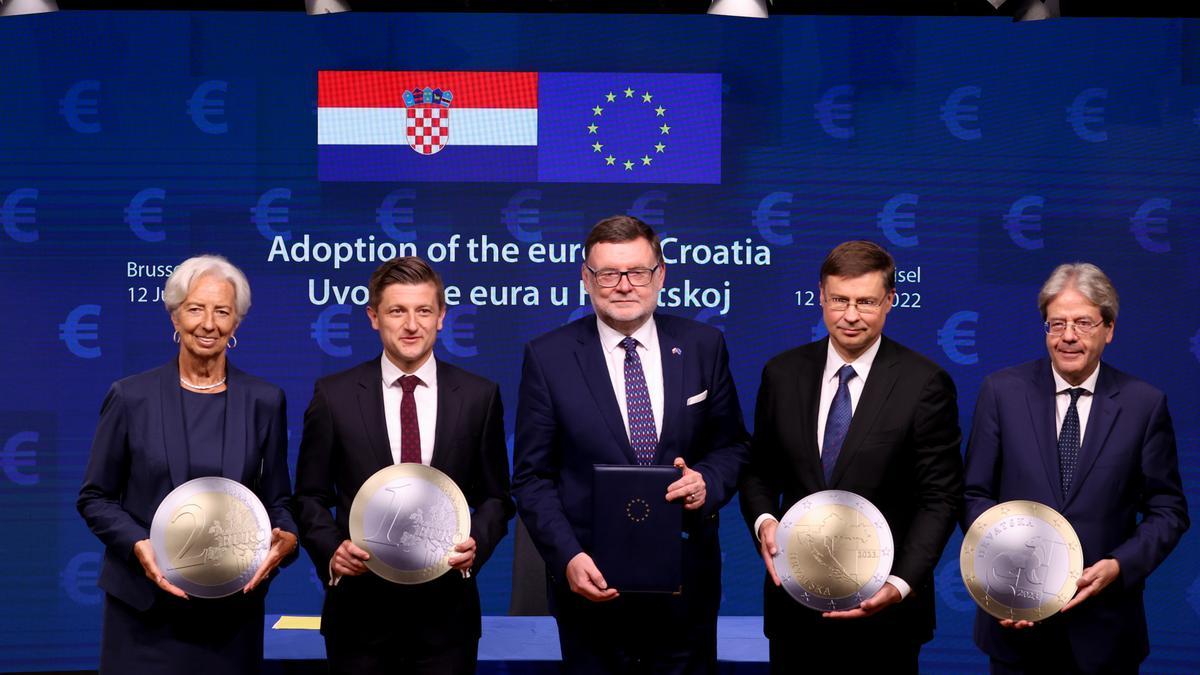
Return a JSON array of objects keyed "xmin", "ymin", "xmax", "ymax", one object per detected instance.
[{"xmin": 399, "ymin": 374, "xmax": 422, "ymax": 464}]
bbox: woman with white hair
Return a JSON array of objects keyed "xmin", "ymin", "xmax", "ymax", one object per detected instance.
[{"xmin": 77, "ymin": 254, "xmax": 298, "ymax": 674}]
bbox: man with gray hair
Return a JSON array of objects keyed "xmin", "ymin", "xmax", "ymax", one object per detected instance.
[{"xmin": 963, "ymin": 263, "xmax": 1188, "ymax": 674}]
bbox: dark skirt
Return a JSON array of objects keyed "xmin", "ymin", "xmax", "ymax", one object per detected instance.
[{"xmin": 100, "ymin": 589, "xmax": 265, "ymax": 675}]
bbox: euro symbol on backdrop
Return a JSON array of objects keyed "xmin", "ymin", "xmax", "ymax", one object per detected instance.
[
  {"xmin": 503, "ymin": 189, "xmax": 542, "ymax": 242},
  {"xmin": 441, "ymin": 306, "xmax": 478, "ymax": 358},
  {"xmin": 1129, "ymin": 197, "xmax": 1171, "ymax": 254},
  {"xmin": 377, "ymin": 189, "xmax": 417, "ymax": 242},
  {"xmin": 125, "ymin": 188, "xmax": 166, "ymax": 242},
  {"xmin": 1190, "ymin": 328, "xmax": 1200, "ymax": 365},
  {"xmin": 1188, "ymin": 572, "xmax": 1200, "ymax": 618},
  {"xmin": 753, "ymin": 191, "xmax": 793, "ymax": 245},
  {"xmin": 814, "ymin": 85, "xmax": 855, "ymax": 140},
  {"xmin": 58, "ymin": 304, "xmax": 101, "ymax": 359},
  {"xmin": 1067, "ymin": 88, "xmax": 1108, "ymax": 143},
  {"xmin": 58, "ymin": 80, "xmax": 101, "ymax": 134},
  {"xmin": 310, "ymin": 304, "xmax": 353, "ymax": 358},
  {"xmin": 627, "ymin": 190, "xmax": 668, "ymax": 227},
  {"xmin": 1003, "ymin": 195, "xmax": 1045, "ymax": 250},
  {"xmin": 937, "ymin": 310, "xmax": 979, "ymax": 365},
  {"xmin": 2, "ymin": 188, "xmax": 39, "ymax": 243},
  {"xmin": 939, "ymin": 85, "xmax": 982, "ymax": 141},
  {"xmin": 1, "ymin": 431, "xmax": 39, "ymax": 486},
  {"xmin": 252, "ymin": 188, "xmax": 292, "ymax": 241},
  {"xmin": 187, "ymin": 80, "xmax": 229, "ymax": 135},
  {"xmin": 60, "ymin": 551, "xmax": 103, "ymax": 606},
  {"xmin": 877, "ymin": 193, "xmax": 919, "ymax": 248}
]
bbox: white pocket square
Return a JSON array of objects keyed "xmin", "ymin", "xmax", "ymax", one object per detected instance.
[{"xmin": 686, "ymin": 390, "xmax": 708, "ymax": 406}]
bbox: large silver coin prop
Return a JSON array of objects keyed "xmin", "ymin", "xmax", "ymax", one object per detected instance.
[
  {"xmin": 150, "ymin": 476, "xmax": 271, "ymax": 598},
  {"xmin": 772, "ymin": 490, "xmax": 895, "ymax": 611},
  {"xmin": 349, "ymin": 464, "xmax": 471, "ymax": 584},
  {"xmin": 961, "ymin": 500, "xmax": 1084, "ymax": 622}
]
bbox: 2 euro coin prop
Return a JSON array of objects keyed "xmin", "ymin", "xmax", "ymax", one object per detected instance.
[
  {"xmin": 773, "ymin": 490, "xmax": 894, "ymax": 611},
  {"xmin": 150, "ymin": 476, "xmax": 271, "ymax": 598}
]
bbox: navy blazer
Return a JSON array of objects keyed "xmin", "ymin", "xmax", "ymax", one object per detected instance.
[
  {"xmin": 77, "ymin": 361, "xmax": 297, "ymax": 611},
  {"xmin": 512, "ymin": 314, "xmax": 750, "ymax": 585},
  {"xmin": 963, "ymin": 359, "xmax": 1189, "ymax": 669}
]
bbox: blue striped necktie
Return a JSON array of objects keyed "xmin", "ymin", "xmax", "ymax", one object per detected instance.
[{"xmin": 621, "ymin": 336, "xmax": 658, "ymax": 465}]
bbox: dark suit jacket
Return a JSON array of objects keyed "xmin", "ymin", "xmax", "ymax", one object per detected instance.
[
  {"xmin": 963, "ymin": 359, "xmax": 1189, "ymax": 670},
  {"xmin": 512, "ymin": 314, "xmax": 749, "ymax": 618},
  {"xmin": 77, "ymin": 361, "xmax": 297, "ymax": 612},
  {"xmin": 294, "ymin": 356, "xmax": 513, "ymax": 649},
  {"xmin": 739, "ymin": 336, "xmax": 963, "ymax": 645}
]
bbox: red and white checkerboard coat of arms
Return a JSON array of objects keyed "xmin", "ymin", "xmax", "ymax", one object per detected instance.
[{"xmin": 405, "ymin": 106, "xmax": 449, "ymax": 155}]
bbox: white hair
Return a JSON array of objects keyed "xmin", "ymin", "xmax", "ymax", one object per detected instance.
[
  {"xmin": 1037, "ymin": 262, "xmax": 1118, "ymax": 324},
  {"xmin": 163, "ymin": 254, "xmax": 252, "ymax": 322}
]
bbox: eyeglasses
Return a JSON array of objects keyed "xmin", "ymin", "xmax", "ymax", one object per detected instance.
[
  {"xmin": 586, "ymin": 264, "xmax": 660, "ymax": 288},
  {"xmin": 823, "ymin": 295, "xmax": 886, "ymax": 314},
  {"xmin": 1044, "ymin": 319, "xmax": 1105, "ymax": 336}
]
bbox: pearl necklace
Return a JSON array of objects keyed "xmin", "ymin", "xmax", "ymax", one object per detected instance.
[{"xmin": 180, "ymin": 375, "xmax": 227, "ymax": 390}]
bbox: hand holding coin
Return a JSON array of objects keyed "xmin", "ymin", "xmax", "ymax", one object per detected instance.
[
  {"xmin": 756, "ymin": 518, "xmax": 782, "ymax": 586},
  {"xmin": 133, "ymin": 539, "xmax": 188, "ymax": 599},
  {"xmin": 447, "ymin": 536, "xmax": 477, "ymax": 576},
  {"xmin": 1061, "ymin": 558, "xmax": 1120, "ymax": 613},
  {"xmin": 242, "ymin": 528, "xmax": 298, "ymax": 593},
  {"xmin": 332, "ymin": 539, "xmax": 371, "ymax": 578},
  {"xmin": 665, "ymin": 457, "xmax": 705, "ymax": 511},
  {"xmin": 822, "ymin": 582, "xmax": 901, "ymax": 619}
]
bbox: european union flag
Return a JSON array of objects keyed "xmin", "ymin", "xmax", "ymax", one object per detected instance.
[{"xmin": 537, "ymin": 73, "xmax": 721, "ymax": 184}]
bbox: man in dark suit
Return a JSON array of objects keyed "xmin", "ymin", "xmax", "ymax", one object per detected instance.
[
  {"xmin": 512, "ymin": 215, "xmax": 750, "ymax": 674},
  {"xmin": 739, "ymin": 240, "xmax": 963, "ymax": 674},
  {"xmin": 294, "ymin": 256, "xmax": 513, "ymax": 675},
  {"xmin": 963, "ymin": 263, "xmax": 1188, "ymax": 674}
]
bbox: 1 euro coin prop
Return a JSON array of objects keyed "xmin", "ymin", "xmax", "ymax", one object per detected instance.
[
  {"xmin": 349, "ymin": 464, "xmax": 471, "ymax": 584},
  {"xmin": 961, "ymin": 500, "xmax": 1084, "ymax": 622},
  {"xmin": 150, "ymin": 476, "xmax": 271, "ymax": 598},
  {"xmin": 772, "ymin": 490, "xmax": 894, "ymax": 611}
]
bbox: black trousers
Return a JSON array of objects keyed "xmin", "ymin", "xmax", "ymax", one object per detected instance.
[
  {"xmin": 768, "ymin": 628, "xmax": 921, "ymax": 675},
  {"xmin": 324, "ymin": 631, "xmax": 478, "ymax": 675}
]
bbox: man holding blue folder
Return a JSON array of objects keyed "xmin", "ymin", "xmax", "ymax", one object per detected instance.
[{"xmin": 513, "ymin": 215, "xmax": 750, "ymax": 674}]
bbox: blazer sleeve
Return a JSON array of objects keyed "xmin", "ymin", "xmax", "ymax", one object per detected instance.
[
  {"xmin": 892, "ymin": 368, "xmax": 964, "ymax": 588},
  {"xmin": 739, "ymin": 362, "xmax": 782, "ymax": 540},
  {"xmin": 688, "ymin": 332, "xmax": 750, "ymax": 518},
  {"xmin": 512, "ymin": 342, "xmax": 584, "ymax": 578},
  {"xmin": 962, "ymin": 374, "xmax": 1002, "ymax": 530},
  {"xmin": 294, "ymin": 381, "xmax": 344, "ymax": 583},
  {"xmin": 77, "ymin": 383, "xmax": 148, "ymax": 561},
  {"xmin": 466, "ymin": 382, "xmax": 515, "ymax": 573},
  {"xmin": 258, "ymin": 387, "xmax": 299, "ymax": 566},
  {"xmin": 1108, "ymin": 392, "xmax": 1189, "ymax": 589}
]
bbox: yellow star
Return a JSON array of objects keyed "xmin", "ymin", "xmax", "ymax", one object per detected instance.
[
  {"xmin": 642, "ymin": 92, "xmax": 652, "ymax": 103},
  {"xmin": 605, "ymin": 155, "xmax": 616, "ymax": 166},
  {"xmin": 655, "ymin": 106, "xmax": 666, "ymax": 116},
  {"xmin": 587, "ymin": 123, "xmax": 598, "ymax": 134},
  {"xmin": 592, "ymin": 105, "xmax": 603, "ymax": 116},
  {"xmin": 592, "ymin": 142, "xmax": 603, "ymax": 152},
  {"xmin": 654, "ymin": 142, "xmax": 666, "ymax": 153},
  {"xmin": 659, "ymin": 123, "xmax": 671, "ymax": 135},
  {"xmin": 623, "ymin": 87, "xmax": 635, "ymax": 98},
  {"xmin": 623, "ymin": 160, "xmax": 634, "ymax": 171},
  {"xmin": 641, "ymin": 155, "xmax": 652, "ymax": 166},
  {"xmin": 605, "ymin": 92, "xmax": 616, "ymax": 103}
]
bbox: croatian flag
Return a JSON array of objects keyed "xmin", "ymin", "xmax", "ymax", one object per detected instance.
[{"xmin": 318, "ymin": 71, "xmax": 721, "ymax": 184}]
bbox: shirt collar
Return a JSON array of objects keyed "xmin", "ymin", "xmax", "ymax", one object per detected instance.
[
  {"xmin": 1051, "ymin": 362, "xmax": 1100, "ymax": 395},
  {"xmin": 597, "ymin": 315, "xmax": 658, "ymax": 354},
  {"xmin": 823, "ymin": 335, "xmax": 882, "ymax": 383},
  {"xmin": 380, "ymin": 352, "xmax": 438, "ymax": 389}
]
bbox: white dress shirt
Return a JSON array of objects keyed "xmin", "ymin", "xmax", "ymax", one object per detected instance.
[
  {"xmin": 597, "ymin": 316, "xmax": 664, "ymax": 443},
  {"xmin": 1052, "ymin": 363, "xmax": 1099, "ymax": 445},
  {"xmin": 380, "ymin": 352, "xmax": 438, "ymax": 465},
  {"xmin": 756, "ymin": 336, "xmax": 911, "ymax": 599}
]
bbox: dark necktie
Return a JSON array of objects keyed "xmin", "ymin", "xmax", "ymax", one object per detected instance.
[
  {"xmin": 822, "ymin": 364, "xmax": 857, "ymax": 483},
  {"xmin": 620, "ymin": 336, "xmax": 658, "ymax": 465},
  {"xmin": 1058, "ymin": 387, "xmax": 1085, "ymax": 496},
  {"xmin": 399, "ymin": 374, "xmax": 422, "ymax": 464}
]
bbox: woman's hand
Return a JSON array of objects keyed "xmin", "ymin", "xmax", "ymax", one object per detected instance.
[
  {"xmin": 133, "ymin": 539, "xmax": 188, "ymax": 599},
  {"xmin": 243, "ymin": 528, "xmax": 298, "ymax": 593}
]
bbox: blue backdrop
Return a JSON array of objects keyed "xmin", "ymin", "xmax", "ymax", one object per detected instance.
[{"xmin": 1, "ymin": 11, "xmax": 1197, "ymax": 673}]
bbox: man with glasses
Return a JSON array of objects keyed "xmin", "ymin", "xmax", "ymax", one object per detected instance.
[
  {"xmin": 963, "ymin": 263, "xmax": 1188, "ymax": 674},
  {"xmin": 513, "ymin": 215, "xmax": 749, "ymax": 673},
  {"xmin": 739, "ymin": 240, "xmax": 963, "ymax": 674}
]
